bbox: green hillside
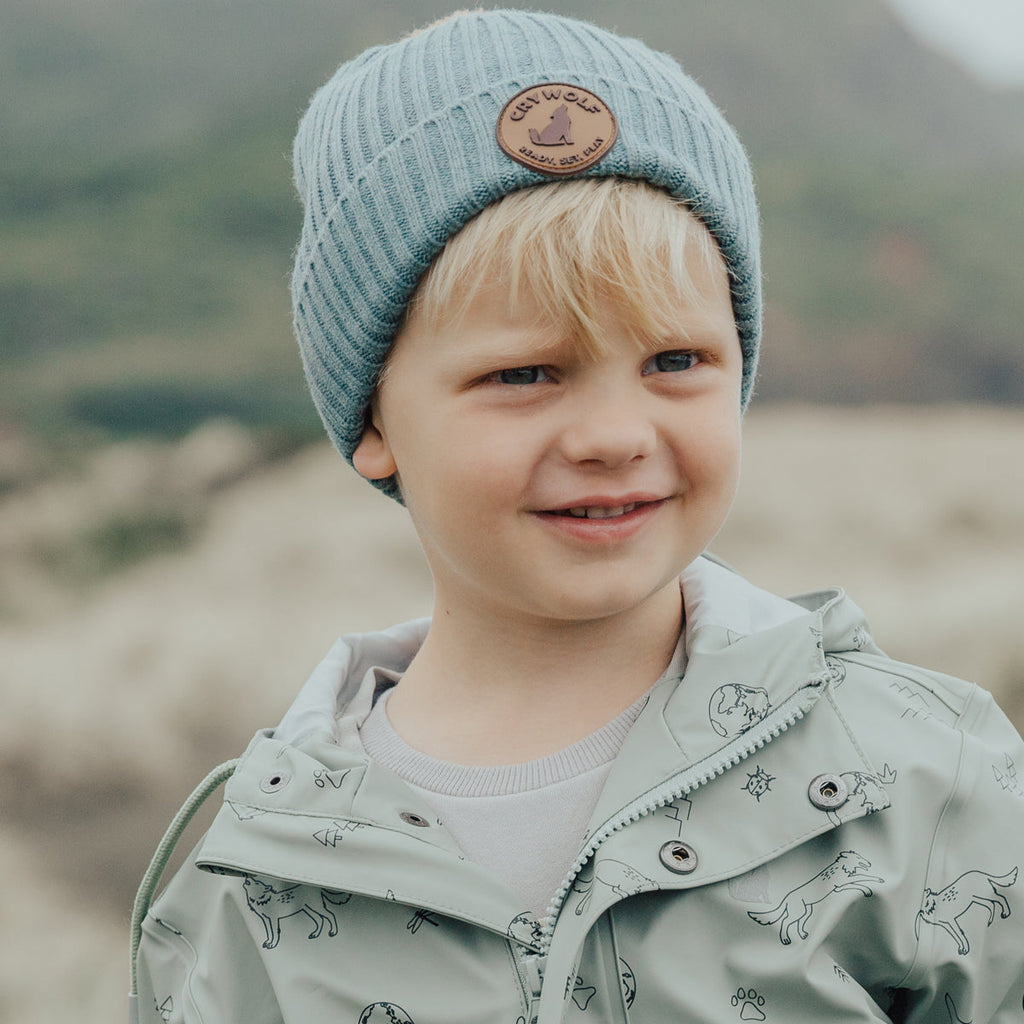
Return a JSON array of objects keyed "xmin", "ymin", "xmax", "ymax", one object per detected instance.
[{"xmin": 3, "ymin": 0, "xmax": 1023, "ymax": 450}]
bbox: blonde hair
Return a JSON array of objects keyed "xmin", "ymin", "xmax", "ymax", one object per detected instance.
[{"xmin": 406, "ymin": 177, "xmax": 729, "ymax": 356}]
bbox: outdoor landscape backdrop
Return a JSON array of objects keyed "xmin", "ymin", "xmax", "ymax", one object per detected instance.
[{"xmin": 1, "ymin": 0, "xmax": 1022, "ymax": 1020}]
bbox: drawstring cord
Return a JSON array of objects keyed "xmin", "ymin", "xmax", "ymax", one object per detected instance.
[{"xmin": 129, "ymin": 760, "xmax": 239, "ymax": 996}]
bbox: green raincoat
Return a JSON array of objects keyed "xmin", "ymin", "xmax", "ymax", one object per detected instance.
[{"xmin": 130, "ymin": 557, "xmax": 1024, "ymax": 1023}]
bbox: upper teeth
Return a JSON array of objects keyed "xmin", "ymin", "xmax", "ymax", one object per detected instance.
[{"xmin": 566, "ymin": 503, "xmax": 638, "ymax": 519}]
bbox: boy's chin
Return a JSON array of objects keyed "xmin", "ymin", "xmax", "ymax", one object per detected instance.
[{"xmin": 503, "ymin": 572, "xmax": 686, "ymax": 629}]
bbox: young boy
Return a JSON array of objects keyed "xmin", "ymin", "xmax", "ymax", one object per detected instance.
[{"xmin": 130, "ymin": 10, "xmax": 1024, "ymax": 1023}]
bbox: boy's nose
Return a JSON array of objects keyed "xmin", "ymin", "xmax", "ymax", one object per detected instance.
[{"xmin": 557, "ymin": 388, "xmax": 657, "ymax": 468}]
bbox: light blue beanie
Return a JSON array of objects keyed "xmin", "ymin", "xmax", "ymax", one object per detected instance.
[{"xmin": 292, "ymin": 9, "xmax": 761, "ymax": 498}]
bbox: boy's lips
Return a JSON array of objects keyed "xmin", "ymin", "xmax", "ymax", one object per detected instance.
[
  {"xmin": 539, "ymin": 494, "xmax": 668, "ymax": 518},
  {"xmin": 559, "ymin": 502, "xmax": 642, "ymax": 520},
  {"xmin": 531, "ymin": 495, "xmax": 670, "ymax": 539}
]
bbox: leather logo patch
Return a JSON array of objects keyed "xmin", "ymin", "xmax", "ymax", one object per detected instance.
[{"xmin": 496, "ymin": 82, "xmax": 618, "ymax": 176}]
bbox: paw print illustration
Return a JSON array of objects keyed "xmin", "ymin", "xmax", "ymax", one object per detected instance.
[{"xmin": 731, "ymin": 987, "xmax": 766, "ymax": 1021}]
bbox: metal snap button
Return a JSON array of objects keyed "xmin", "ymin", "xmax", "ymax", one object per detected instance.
[
  {"xmin": 259, "ymin": 770, "xmax": 291, "ymax": 794},
  {"xmin": 399, "ymin": 811, "xmax": 431, "ymax": 827},
  {"xmin": 808, "ymin": 773, "xmax": 849, "ymax": 810},
  {"xmin": 659, "ymin": 840, "xmax": 698, "ymax": 874}
]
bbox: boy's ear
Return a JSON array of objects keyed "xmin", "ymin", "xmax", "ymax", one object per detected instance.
[{"xmin": 351, "ymin": 402, "xmax": 398, "ymax": 481}]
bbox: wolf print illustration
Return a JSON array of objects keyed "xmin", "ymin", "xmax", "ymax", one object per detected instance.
[
  {"xmin": 528, "ymin": 104, "xmax": 572, "ymax": 145},
  {"xmin": 243, "ymin": 875, "xmax": 351, "ymax": 949},
  {"xmin": 915, "ymin": 867, "xmax": 1018, "ymax": 955},
  {"xmin": 748, "ymin": 851, "xmax": 883, "ymax": 945},
  {"xmin": 572, "ymin": 859, "xmax": 658, "ymax": 916}
]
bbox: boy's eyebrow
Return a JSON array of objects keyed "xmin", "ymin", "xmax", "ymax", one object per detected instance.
[
  {"xmin": 449, "ymin": 325, "xmax": 573, "ymax": 367},
  {"xmin": 457, "ymin": 311, "xmax": 738, "ymax": 359},
  {"xmin": 453, "ymin": 343, "xmax": 570, "ymax": 377}
]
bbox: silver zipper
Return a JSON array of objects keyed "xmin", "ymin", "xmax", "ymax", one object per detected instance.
[{"xmin": 538, "ymin": 684, "xmax": 822, "ymax": 949}]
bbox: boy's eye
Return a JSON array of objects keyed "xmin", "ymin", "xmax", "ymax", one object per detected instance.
[
  {"xmin": 642, "ymin": 350, "xmax": 700, "ymax": 375},
  {"xmin": 492, "ymin": 365, "xmax": 550, "ymax": 385}
]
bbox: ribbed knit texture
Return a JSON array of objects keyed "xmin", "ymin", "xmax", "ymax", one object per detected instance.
[
  {"xmin": 292, "ymin": 10, "xmax": 761, "ymax": 500},
  {"xmin": 361, "ymin": 686, "xmax": 646, "ymax": 797}
]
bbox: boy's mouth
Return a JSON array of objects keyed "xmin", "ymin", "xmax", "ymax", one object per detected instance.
[
  {"xmin": 555, "ymin": 502, "xmax": 640, "ymax": 519},
  {"xmin": 546, "ymin": 498, "xmax": 664, "ymax": 520}
]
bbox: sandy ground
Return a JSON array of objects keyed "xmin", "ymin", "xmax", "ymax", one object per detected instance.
[{"xmin": 2, "ymin": 404, "xmax": 1022, "ymax": 1022}]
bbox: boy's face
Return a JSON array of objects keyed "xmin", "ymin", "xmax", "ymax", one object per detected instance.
[{"xmin": 353, "ymin": 243, "xmax": 743, "ymax": 630}]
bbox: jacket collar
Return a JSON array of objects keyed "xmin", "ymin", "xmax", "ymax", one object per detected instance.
[
  {"xmin": 273, "ymin": 554, "xmax": 877, "ymax": 748},
  {"xmin": 584, "ymin": 559, "xmax": 854, "ymax": 842}
]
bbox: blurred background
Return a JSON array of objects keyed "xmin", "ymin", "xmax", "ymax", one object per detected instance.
[{"xmin": 2, "ymin": 0, "xmax": 1022, "ymax": 1019}]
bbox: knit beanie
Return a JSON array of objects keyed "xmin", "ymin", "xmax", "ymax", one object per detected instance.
[{"xmin": 292, "ymin": 9, "xmax": 761, "ymax": 498}]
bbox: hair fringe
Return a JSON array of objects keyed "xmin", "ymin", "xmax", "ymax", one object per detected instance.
[{"xmin": 407, "ymin": 178, "xmax": 727, "ymax": 359}]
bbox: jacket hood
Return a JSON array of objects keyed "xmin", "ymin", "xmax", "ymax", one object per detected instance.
[{"xmin": 274, "ymin": 555, "xmax": 881, "ymax": 747}]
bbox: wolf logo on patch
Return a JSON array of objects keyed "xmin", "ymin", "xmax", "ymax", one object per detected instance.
[
  {"xmin": 529, "ymin": 104, "xmax": 573, "ymax": 146},
  {"xmin": 497, "ymin": 82, "xmax": 617, "ymax": 176}
]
